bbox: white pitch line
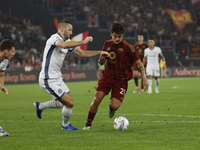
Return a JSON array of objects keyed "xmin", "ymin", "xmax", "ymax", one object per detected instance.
[
  {"xmin": 119, "ymin": 113, "xmax": 200, "ymax": 118},
  {"xmin": 0, "ymin": 112, "xmax": 199, "ymax": 118},
  {"xmin": 0, "ymin": 120, "xmax": 200, "ymax": 123}
]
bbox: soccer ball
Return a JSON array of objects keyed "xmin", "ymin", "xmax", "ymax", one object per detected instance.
[{"xmin": 113, "ymin": 116, "xmax": 129, "ymax": 131}]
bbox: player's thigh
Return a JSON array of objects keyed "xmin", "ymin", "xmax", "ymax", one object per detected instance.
[
  {"xmin": 146, "ymin": 66, "xmax": 153, "ymax": 77},
  {"xmin": 60, "ymin": 93, "xmax": 73, "ymax": 108},
  {"xmin": 153, "ymin": 68, "xmax": 160, "ymax": 77},
  {"xmin": 56, "ymin": 79, "xmax": 73, "ymax": 107},
  {"xmin": 133, "ymin": 70, "xmax": 138, "ymax": 77},
  {"xmin": 96, "ymin": 76, "xmax": 112, "ymax": 95},
  {"xmin": 39, "ymin": 78, "xmax": 66, "ymax": 100},
  {"xmin": 94, "ymin": 91, "xmax": 106, "ymax": 104},
  {"xmin": 59, "ymin": 79, "xmax": 70, "ymax": 94},
  {"xmin": 111, "ymin": 80, "xmax": 127, "ymax": 103},
  {"xmin": 111, "ymin": 97, "xmax": 122, "ymax": 110}
]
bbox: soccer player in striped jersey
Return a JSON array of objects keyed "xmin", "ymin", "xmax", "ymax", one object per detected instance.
[
  {"xmin": 133, "ymin": 34, "xmax": 148, "ymax": 93},
  {"xmin": 33, "ymin": 20, "xmax": 109, "ymax": 130},
  {"xmin": 83, "ymin": 22, "xmax": 148, "ymax": 130},
  {"xmin": 0, "ymin": 39, "xmax": 15, "ymax": 136},
  {"xmin": 143, "ymin": 39, "xmax": 166, "ymax": 94}
]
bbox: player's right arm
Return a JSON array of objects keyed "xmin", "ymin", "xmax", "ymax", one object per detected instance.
[
  {"xmin": 0, "ymin": 72, "xmax": 8, "ymax": 96},
  {"xmin": 56, "ymin": 36, "xmax": 93, "ymax": 49}
]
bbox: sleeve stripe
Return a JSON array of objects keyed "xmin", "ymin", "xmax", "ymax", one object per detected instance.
[
  {"xmin": 69, "ymin": 47, "xmax": 76, "ymax": 53},
  {"xmin": 123, "ymin": 40, "xmax": 135, "ymax": 53}
]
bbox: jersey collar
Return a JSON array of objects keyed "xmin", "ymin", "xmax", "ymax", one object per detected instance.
[{"xmin": 57, "ymin": 32, "xmax": 64, "ymax": 41}]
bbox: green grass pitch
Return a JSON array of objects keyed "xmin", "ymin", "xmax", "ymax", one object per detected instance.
[{"xmin": 0, "ymin": 77, "xmax": 200, "ymax": 150}]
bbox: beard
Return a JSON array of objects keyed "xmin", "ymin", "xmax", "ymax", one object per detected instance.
[{"xmin": 63, "ymin": 31, "xmax": 70, "ymax": 40}]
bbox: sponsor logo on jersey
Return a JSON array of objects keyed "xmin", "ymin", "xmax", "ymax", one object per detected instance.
[{"xmin": 56, "ymin": 36, "xmax": 61, "ymax": 39}]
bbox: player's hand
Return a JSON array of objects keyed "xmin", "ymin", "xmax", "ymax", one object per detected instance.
[
  {"xmin": 1, "ymin": 86, "xmax": 8, "ymax": 96},
  {"xmin": 101, "ymin": 51, "xmax": 110, "ymax": 57},
  {"xmin": 143, "ymin": 78, "xmax": 149, "ymax": 91},
  {"xmin": 99, "ymin": 52, "xmax": 109, "ymax": 65},
  {"xmin": 83, "ymin": 36, "xmax": 93, "ymax": 44}
]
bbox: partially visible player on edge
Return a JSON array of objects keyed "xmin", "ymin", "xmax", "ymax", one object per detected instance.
[
  {"xmin": 33, "ymin": 19, "xmax": 110, "ymax": 130},
  {"xmin": 143, "ymin": 39, "xmax": 166, "ymax": 94},
  {"xmin": 133, "ymin": 34, "xmax": 148, "ymax": 94},
  {"xmin": 0, "ymin": 39, "xmax": 15, "ymax": 136},
  {"xmin": 82, "ymin": 22, "xmax": 148, "ymax": 130}
]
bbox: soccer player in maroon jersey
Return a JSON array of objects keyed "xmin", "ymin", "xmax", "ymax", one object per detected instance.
[
  {"xmin": 133, "ymin": 34, "xmax": 148, "ymax": 94},
  {"xmin": 83, "ymin": 22, "xmax": 148, "ymax": 130}
]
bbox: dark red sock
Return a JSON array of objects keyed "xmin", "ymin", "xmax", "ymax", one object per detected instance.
[
  {"xmin": 141, "ymin": 79, "xmax": 143, "ymax": 89},
  {"xmin": 134, "ymin": 77, "xmax": 138, "ymax": 86},
  {"xmin": 86, "ymin": 111, "xmax": 96, "ymax": 125}
]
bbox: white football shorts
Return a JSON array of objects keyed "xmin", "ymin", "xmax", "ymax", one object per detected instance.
[
  {"xmin": 39, "ymin": 77, "xmax": 70, "ymax": 100},
  {"xmin": 146, "ymin": 66, "xmax": 160, "ymax": 77}
]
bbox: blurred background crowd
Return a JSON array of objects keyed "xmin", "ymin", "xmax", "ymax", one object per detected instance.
[
  {"xmin": 0, "ymin": 0, "xmax": 199, "ymax": 71},
  {"xmin": 75, "ymin": 0, "xmax": 200, "ymax": 47}
]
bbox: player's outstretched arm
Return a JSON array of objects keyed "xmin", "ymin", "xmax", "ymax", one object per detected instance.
[
  {"xmin": 56, "ymin": 36, "xmax": 93, "ymax": 49},
  {"xmin": 135, "ymin": 59, "xmax": 149, "ymax": 91},
  {"xmin": 74, "ymin": 47, "xmax": 110, "ymax": 58}
]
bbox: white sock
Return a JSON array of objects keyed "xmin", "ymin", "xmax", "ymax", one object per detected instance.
[
  {"xmin": 62, "ymin": 106, "xmax": 72, "ymax": 127},
  {"xmin": 155, "ymin": 79, "xmax": 160, "ymax": 90},
  {"xmin": 39, "ymin": 100, "xmax": 63, "ymax": 110},
  {"xmin": 147, "ymin": 79, "xmax": 152, "ymax": 91}
]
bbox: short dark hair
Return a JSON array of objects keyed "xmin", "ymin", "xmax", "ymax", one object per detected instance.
[
  {"xmin": 137, "ymin": 33, "xmax": 144, "ymax": 36},
  {"xmin": 111, "ymin": 21, "xmax": 124, "ymax": 34},
  {"xmin": 58, "ymin": 19, "xmax": 73, "ymax": 29},
  {"xmin": 149, "ymin": 38, "xmax": 155, "ymax": 41},
  {"xmin": 149, "ymin": 35, "xmax": 156, "ymax": 41},
  {"xmin": 0, "ymin": 39, "xmax": 15, "ymax": 51}
]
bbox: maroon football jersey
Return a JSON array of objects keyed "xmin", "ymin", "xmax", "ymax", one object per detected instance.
[
  {"xmin": 102, "ymin": 39, "xmax": 139, "ymax": 81},
  {"xmin": 134, "ymin": 43, "xmax": 148, "ymax": 61}
]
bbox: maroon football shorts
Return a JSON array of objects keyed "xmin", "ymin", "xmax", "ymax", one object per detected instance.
[{"xmin": 96, "ymin": 75, "xmax": 128, "ymax": 102}]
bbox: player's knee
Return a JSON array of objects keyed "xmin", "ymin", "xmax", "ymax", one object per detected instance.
[
  {"xmin": 61, "ymin": 97, "xmax": 74, "ymax": 108},
  {"xmin": 111, "ymin": 103, "xmax": 120, "ymax": 111},
  {"xmin": 67, "ymin": 99, "xmax": 74, "ymax": 107},
  {"xmin": 93, "ymin": 97, "xmax": 102, "ymax": 106}
]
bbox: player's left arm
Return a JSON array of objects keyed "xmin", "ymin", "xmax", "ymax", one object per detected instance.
[
  {"xmin": 0, "ymin": 72, "xmax": 8, "ymax": 96},
  {"xmin": 73, "ymin": 47, "xmax": 110, "ymax": 58},
  {"xmin": 56, "ymin": 36, "xmax": 93, "ymax": 49},
  {"xmin": 135, "ymin": 59, "xmax": 149, "ymax": 91}
]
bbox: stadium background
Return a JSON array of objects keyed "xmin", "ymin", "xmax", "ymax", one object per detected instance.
[{"xmin": 0, "ymin": 0, "xmax": 200, "ymax": 84}]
